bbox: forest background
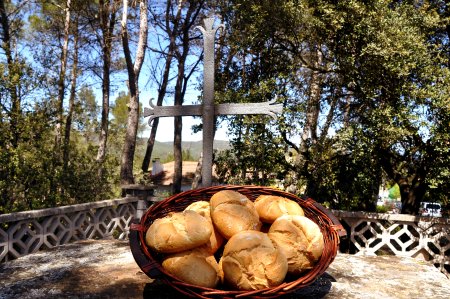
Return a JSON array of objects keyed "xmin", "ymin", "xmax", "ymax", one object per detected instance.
[{"xmin": 1, "ymin": 0, "xmax": 449, "ymax": 215}]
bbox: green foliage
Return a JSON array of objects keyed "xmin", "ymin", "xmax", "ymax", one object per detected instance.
[
  {"xmin": 388, "ymin": 184, "xmax": 401, "ymax": 200},
  {"xmin": 73, "ymin": 85, "xmax": 99, "ymax": 137},
  {"xmin": 376, "ymin": 205, "xmax": 389, "ymax": 214},
  {"xmin": 162, "ymin": 148, "xmax": 197, "ymax": 163},
  {"xmin": 1, "ymin": 0, "xmax": 131, "ymax": 213},
  {"xmin": 110, "ymin": 91, "xmax": 146, "ymax": 137},
  {"xmin": 111, "ymin": 91, "xmax": 130, "ymax": 131},
  {"xmin": 1, "ymin": 0, "xmax": 449, "ymax": 215},
  {"xmin": 214, "ymin": 0, "xmax": 450, "ymax": 213},
  {"xmin": 290, "ymin": 126, "xmax": 381, "ymax": 211},
  {"xmin": 215, "ymin": 120, "xmax": 287, "ymax": 186},
  {"xmin": 0, "ymin": 105, "xmax": 117, "ymax": 213}
]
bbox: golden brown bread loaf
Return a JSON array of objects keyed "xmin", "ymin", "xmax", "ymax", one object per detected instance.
[
  {"xmin": 217, "ymin": 256, "xmax": 224, "ymax": 284},
  {"xmin": 254, "ymin": 195, "xmax": 304, "ymax": 223},
  {"xmin": 145, "ymin": 210, "xmax": 211, "ymax": 253},
  {"xmin": 210, "ymin": 190, "xmax": 262, "ymax": 239},
  {"xmin": 162, "ymin": 247, "xmax": 220, "ymax": 288},
  {"xmin": 221, "ymin": 230, "xmax": 288, "ymax": 290},
  {"xmin": 268, "ymin": 215, "xmax": 324, "ymax": 275},
  {"xmin": 184, "ymin": 201, "xmax": 224, "ymax": 254},
  {"xmin": 185, "ymin": 201, "xmax": 211, "ymax": 218}
]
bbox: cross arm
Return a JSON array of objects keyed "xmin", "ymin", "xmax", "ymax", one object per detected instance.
[
  {"xmin": 143, "ymin": 98, "xmax": 284, "ymax": 125},
  {"xmin": 215, "ymin": 98, "xmax": 283, "ymax": 119},
  {"xmin": 143, "ymin": 99, "xmax": 203, "ymax": 125}
]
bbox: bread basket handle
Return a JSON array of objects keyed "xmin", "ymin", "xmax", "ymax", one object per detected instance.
[
  {"xmin": 129, "ymin": 220, "xmax": 164, "ymax": 278},
  {"xmin": 303, "ymin": 197, "xmax": 347, "ymax": 238}
]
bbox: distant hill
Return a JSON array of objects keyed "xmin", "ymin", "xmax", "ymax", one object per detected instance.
[{"xmin": 137, "ymin": 139, "xmax": 230, "ymax": 162}]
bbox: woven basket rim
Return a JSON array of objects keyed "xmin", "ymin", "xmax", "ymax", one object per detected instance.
[{"xmin": 130, "ymin": 185, "xmax": 343, "ymax": 298}]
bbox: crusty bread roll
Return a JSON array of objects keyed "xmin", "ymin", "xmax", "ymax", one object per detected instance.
[
  {"xmin": 210, "ymin": 190, "xmax": 262, "ymax": 239},
  {"xmin": 145, "ymin": 210, "xmax": 211, "ymax": 253},
  {"xmin": 162, "ymin": 247, "xmax": 220, "ymax": 288},
  {"xmin": 268, "ymin": 215, "xmax": 324, "ymax": 275},
  {"xmin": 217, "ymin": 256, "xmax": 224, "ymax": 284},
  {"xmin": 221, "ymin": 230, "xmax": 288, "ymax": 290},
  {"xmin": 254, "ymin": 195, "xmax": 304, "ymax": 223},
  {"xmin": 185, "ymin": 201, "xmax": 211, "ymax": 218},
  {"xmin": 185, "ymin": 201, "xmax": 224, "ymax": 254}
]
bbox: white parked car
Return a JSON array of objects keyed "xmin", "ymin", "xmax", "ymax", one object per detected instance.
[{"xmin": 419, "ymin": 202, "xmax": 442, "ymax": 217}]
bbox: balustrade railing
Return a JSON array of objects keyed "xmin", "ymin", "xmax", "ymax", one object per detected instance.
[
  {"xmin": 335, "ymin": 210, "xmax": 450, "ymax": 277},
  {"xmin": 1, "ymin": 199, "xmax": 449, "ymax": 278},
  {"xmin": 0, "ymin": 197, "xmax": 138, "ymax": 262}
]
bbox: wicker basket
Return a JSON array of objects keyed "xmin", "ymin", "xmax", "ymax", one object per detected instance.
[{"xmin": 129, "ymin": 185, "xmax": 346, "ymax": 298}]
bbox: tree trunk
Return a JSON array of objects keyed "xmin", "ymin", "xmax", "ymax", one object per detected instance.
[
  {"xmin": 379, "ymin": 146, "xmax": 428, "ymax": 215},
  {"xmin": 142, "ymin": 118, "xmax": 159, "ymax": 173},
  {"xmin": 173, "ymin": 115, "xmax": 183, "ymax": 194},
  {"xmin": 172, "ymin": 48, "xmax": 187, "ymax": 193},
  {"xmin": 300, "ymin": 46, "xmax": 323, "ymax": 196},
  {"xmin": 0, "ymin": 0, "xmax": 20, "ymax": 148},
  {"xmin": 399, "ymin": 177, "xmax": 427, "ymax": 215},
  {"xmin": 63, "ymin": 17, "xmax": 79, "ymax": 171},
  {"xmin": 96, "ymin": 0, "xmax": 116, "ymax": 166},
  {"xmin": 55, "ymin": 0, "xmax": 72, "ymax": 150},
  {"xmin": 0, "ymin": 0, "xmax": 19, "ymax": 211},
  {"xmin": 191, "ymin": 152, "xmax": 203, "ymax": 189},
  {"xmin": 170, "ymin": 2, "xmax": 203, "ymax": 193},
  {"xmin": 120, "ymin": 0, "xmax": 148, "ymax": 185},
  {"xmin": 120, "ymin": 91, "xmax": 139, "ymax": 185},
  {"xmin": 300, "ymin": 46, "xmax": 322, "ymax": 152},
  {"xmin": 141, "ymin": 1, "xmax": 181, "ymax": 173}
]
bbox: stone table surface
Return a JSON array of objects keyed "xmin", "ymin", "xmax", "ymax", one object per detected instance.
[{"xmin": 0, "ymin": 239, "xmax": 448, "ymax": 299}]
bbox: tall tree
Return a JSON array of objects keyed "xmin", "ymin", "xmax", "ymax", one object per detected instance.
[
  {"xmin": 0, "ymin": 0, "xmax": 22, "ymax": 149},
  {"xmin": 55, "ymin": 0, "xmax": 72, "ymax": 149},
  {"xmin": 141, "ymin": 0, "xmax": 180, "ymax": 173},
  {"xmin": 63, "ymin": 15, "xmax": 79, "ymax": 170},
  {"xmin": 119, "ymin": 0, "xmax": 148, "ymax": 184},
  {"xmin": 326, "ymin": 0, "xmax": 449, "ymax": 214},
  {"xmin": 1, "ymin": 0, "xmax": 23, "ymax": 211},
  {"xmin": 142, "ymin": 0, "xmax": 207, "ymax": 193},
  {"xmin": 172, "ymin": 0, "xmax": 207, "ymax": 193},
  {"xmin": 73, "ymin": 85, "xmax": 99, "ymax": 143},
  {"xmin": 214, "ymin": 0, "xmax": 450, "ymax": 214},
  {"xmin": 95, "ymin": 0, "xmax": 118, "ymax": 167}
]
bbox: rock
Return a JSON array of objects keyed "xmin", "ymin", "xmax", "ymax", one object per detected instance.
[{"xmin": 325, "ymin": 254, "xmax": 450, "ymax": 299}]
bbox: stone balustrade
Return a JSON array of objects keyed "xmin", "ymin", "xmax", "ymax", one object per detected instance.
[
  {"xmin": 334, "ymin": 210, "xmax": 450, "ymax": 277},
  {"xmin": 0, "ymin": 197, "xmax": 139, "ymax": 262},
  {"xmin": 1, "ymin": 198, "xmax": 449, "ymax": 278}
]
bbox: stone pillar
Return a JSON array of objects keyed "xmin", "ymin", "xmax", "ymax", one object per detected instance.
[{"xmin": 121, "ymin": 184, "xmax": 156, "ymax": 221}]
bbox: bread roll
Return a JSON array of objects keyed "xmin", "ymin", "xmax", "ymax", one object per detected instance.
[
  {"xmin": 145, "ymin": 210, "xmax": 211, "ymax": 253},
  {"xmin": 162, "ymin": 247, "xmax": 220, "ymax": 288},
  {"xmin": 185, "ymin": 201, "xmax": 224, "ymax": 254},
  {"xmin": 268, "ymin": 215, "xmax": 324, "ymax": 275},
  {"xmin": 185, "ymin": 201, "xmax": 211, "ymax": 219},
  {"xmin": 221, "ymin": 230, "xmax": 288, "ymax": 290},
  {"xmin": 254, "ymin": 195, "xmax": 304, "ymax": 223},
  {"xmin": 210, "ymin": 190, "xmax": 262, "ymax": 239},
  {"xmin": 217, "ymin": 256, "xmax": 224, "ymax": 284}
]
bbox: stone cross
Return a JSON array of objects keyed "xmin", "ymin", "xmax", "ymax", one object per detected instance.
[{"xmin": 143, "ymin": 17, "xmax": 282, "ymax": 187}]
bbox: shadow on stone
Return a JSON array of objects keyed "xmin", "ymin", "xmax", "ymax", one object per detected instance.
[
  {"xmin": 143, "ymin": 280, "xmax": 182, "ymax": 299},
  {"xmin": 284, "ymin": 273, "xmax": 334, "ymax": 298},
  {"xmin": 142, "ymin": 273, "xmax": 335, "ymax": 299}
]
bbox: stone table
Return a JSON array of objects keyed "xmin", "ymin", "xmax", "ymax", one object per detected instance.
[{"xmin": 0, "ymin": 239, "xmax": 448, "ymax": 299}]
